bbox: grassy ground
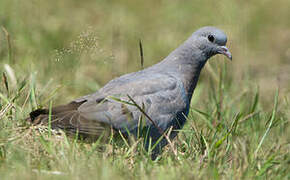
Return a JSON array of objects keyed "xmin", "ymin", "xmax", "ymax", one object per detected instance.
[{"xmin": 0, "ymin": 0, "xmax": 289, "ymax": 179}]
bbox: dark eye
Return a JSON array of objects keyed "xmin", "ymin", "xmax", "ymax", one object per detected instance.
[{"xmin": 208, "ymin": 35, "xmax": 215, "ymax": 42}]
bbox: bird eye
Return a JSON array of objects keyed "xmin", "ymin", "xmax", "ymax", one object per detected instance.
[{"xmin": 208, "ymin": 35, "xmax": 215, "ymax": 42}]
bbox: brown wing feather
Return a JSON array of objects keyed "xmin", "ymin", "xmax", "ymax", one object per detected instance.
[{"xmin": 28, "ymin": 100, "xmax": 112, "ymax": 138}]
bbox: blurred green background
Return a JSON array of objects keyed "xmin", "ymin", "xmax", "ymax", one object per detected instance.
[
  {"xmin": 0, "ymin": 0, "xmax": 289, "ymax": 179},
  {"xmin": 0, "ymin": 0, "xmax": 289, "ymax": 105}
]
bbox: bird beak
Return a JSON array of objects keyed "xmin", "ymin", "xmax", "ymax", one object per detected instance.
[{"xmin": 218, "ymin": 46, "xmax": 232, "ymax": 60}]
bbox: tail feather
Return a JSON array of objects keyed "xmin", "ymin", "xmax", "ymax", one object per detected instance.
[
  {"xmin": 27, "ymin": 100, "xmax": 111, "ymax": 138},
  {"xmin": 28, "ymin": 100, "xmax": 85, "ymax": 124}
]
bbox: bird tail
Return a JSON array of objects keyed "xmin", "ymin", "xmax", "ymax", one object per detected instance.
[
  {"xmin": 27, "ymin": 100, "xmax": 86, "ymax": 125},
  {"xmin": 27, "ymin": 100, "xmax": 111, "ymax": 139}
]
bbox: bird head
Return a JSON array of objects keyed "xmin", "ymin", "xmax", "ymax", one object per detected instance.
[{"xmin": 192, "ymin": 26, "xmax": 232, "ymax": 60}]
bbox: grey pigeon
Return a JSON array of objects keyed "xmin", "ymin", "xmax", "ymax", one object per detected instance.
[{"xmin": 29, "ymin": 26, "xmax": 232, "ymax": 158}]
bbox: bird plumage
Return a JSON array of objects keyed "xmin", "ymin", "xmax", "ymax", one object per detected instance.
[{"xmin": 28, "ymin": 26, "xmax": 231, "ymax": 158}]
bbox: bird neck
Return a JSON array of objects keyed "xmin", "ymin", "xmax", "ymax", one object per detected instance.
[{"xmin": 159, "ymin": 39, "xmax": 208, "ymax": 100}]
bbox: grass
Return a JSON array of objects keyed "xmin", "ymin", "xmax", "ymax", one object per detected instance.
[
  {"xmin": 0, "ymin": 62, "xmax": 288, "ymax": 179},
  {"xmin": 0, "ymin": 0, "xmax": 289, "ymax": 179}
]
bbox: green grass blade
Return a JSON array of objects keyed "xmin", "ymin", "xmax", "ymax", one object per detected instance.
[{"xmin": 254, "ymin": 89, "xmax": 278, "ymax": 157}]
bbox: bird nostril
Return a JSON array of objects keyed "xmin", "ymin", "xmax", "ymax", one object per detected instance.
[{"xmin": 220, "ymin": 46, "xmax": 228, "ymax": 52}]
